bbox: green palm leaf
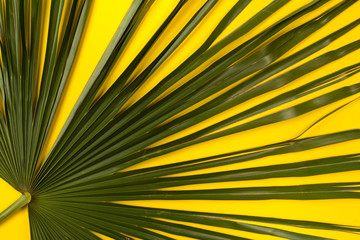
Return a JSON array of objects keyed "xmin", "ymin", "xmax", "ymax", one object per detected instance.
[{"xmin": 0, "ymin": 0, "xmax": 360, "ymax": 239}]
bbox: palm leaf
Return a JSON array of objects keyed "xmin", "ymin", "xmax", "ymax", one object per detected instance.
[{"xmin": 1, "ymin": 0, "xmax": 360, "ymax": 239}]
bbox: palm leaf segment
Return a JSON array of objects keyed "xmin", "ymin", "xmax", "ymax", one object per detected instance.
[{"xmin": 0, "ymin": 0, "xmax": 359, "ymax": 239}]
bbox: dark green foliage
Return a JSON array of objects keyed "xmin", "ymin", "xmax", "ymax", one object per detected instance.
[{"xmin": 0, "ymin": 0, "xmax": 360, "ymax": 239}]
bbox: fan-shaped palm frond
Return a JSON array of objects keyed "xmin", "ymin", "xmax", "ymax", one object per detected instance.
[{"xmin": 1, "ymin": 0, "xmax": 360, "ymax": 239}]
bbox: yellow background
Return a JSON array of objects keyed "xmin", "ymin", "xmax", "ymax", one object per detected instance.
[{"xmin": 1, "ymin": 0, "xmax": 360, "ymax": 239}]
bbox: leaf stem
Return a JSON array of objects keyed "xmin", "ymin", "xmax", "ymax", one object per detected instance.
[{"xmin": 0, "ymin": 192, "xmax": 31, "ymax": 222}]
